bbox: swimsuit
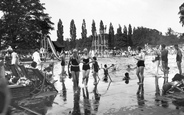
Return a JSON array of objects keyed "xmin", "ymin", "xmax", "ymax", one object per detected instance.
[
  {"xmin": 70, "ymin": 58, "xmax": 80, "ymax": 72},
  {"xmin": 93, "ymin": 61, "xmax": 99, "ymax": 72},
  {"xmin": 137, "ymin": 60, "xmax": 145, "ymax": 67},
  {"xmin": 82, "ymin": 58, "xmax": 90, "ymax": 71},
  {"xmin": 176, "ymin": 52, "xmax": 182, "ymax": 62},
  {"xmin": 104, "ymin": 68, "xmax": 108, "ymax": 76},
  {"xmin": 136, "ymin": 53, "xmax": 145, "ymax": 67},
  {"xmin": 161, "ymin": 49, "xmax": 168, "ymax": 63},
  {"xmin": 161, "ymin": 49, "xmax": 168, "ymax": 69}
]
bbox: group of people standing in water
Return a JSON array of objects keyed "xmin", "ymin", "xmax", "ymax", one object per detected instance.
[
  {"xmin": 153, "ymin": 44, "xmax": 182, "ymax": 76},
  {"xmin": 59, "ymin": 44, "xmax": 183, "ymax": 95},
  {"xmin": 60, "ymin": 48, "xmax": 100, "ymax": 92},
  {"xmin": 124, "ymin": 44, "xmax": 183, "ymax": 95}
]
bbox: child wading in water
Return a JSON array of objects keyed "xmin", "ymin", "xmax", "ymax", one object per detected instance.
[
  {"xmin": 123, "ymin": 72, "xmax": 130, "ymax": 84},
  {"xmin": 103, "ymin": 64, "xmax": 108, "ymax": 82},
  {"xmin": 92, "ymin": 57, "xmax": 99, "ymax": 85}
]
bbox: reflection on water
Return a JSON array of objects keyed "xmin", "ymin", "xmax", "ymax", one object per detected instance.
[
  {"xmin": 93, "ymin": 83, "xmax": 101, "ymax": 113},
  {"xmin": 71, "ymin": 87, "xmax": 81, "ymax": 115},
  {"xmin": 82, "ymin": 87, "xmax": 91, "ymax": 115},
  {"xmin": 137, "ymin": 84, "xmax": 145, "ymax": 107},
  {"xmin": 61, "ymin": 77, "xmax": 67, "ymax": 101},
  {"xmin": 154, "ymin": 76, "xmax": 169, "ymax": 108},
  {"xmin": 70, "ymin": 82, "xmax": 101, "ymax": 115}
]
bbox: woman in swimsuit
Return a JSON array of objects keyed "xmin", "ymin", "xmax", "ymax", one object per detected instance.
[
  {"xmin": 68, "ymin": 49, "xmax": 80, "ymax": 89},
  {"xmin": 134, "ymin": 47, "xmax": 145, "ymax": 86},
  {"xmin": 81, "ymin": 48, "xmax": 91, "ymax": 87}
]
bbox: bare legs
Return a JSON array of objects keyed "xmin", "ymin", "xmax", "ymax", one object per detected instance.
[
  {"xmin": 61, "ymin": 66, "xmax": 65, "ymax": 75},
  {"xmin": 93, "ymin": 72, "xmax": 97, "ymax": 84},
  {"xmin": 82, "ymin": 70, "xmax": 90, "ymax": 86},
  {"xmin": 71, "ymin": 71, "xmax": 79, "ymax": 90},
  {"xmin": 136, "ymin": 67, "xmax": 144, "ymax": 84},
  {"xmin": 177, "ymin": 61, "xmax": 182, "ymax": 75},
  {"xmin": 155, "ymin": 60, "xmax": 160, "ymax": 76},
  {"xmin": 162, "ymin": 61, "xmax": 168, "ymax": 85},
  {"xmin": 136, "ymin": 66, "xmax": 144, "ymax": 94}
]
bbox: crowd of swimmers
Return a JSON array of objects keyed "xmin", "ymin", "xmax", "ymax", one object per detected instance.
[
  {"xmin": 0, "ymin": 43, "xmax": 183, "ymax": 114},
  {"xmin": 57, "ymin": 44, "xmax": 184, "ymax": 95}
]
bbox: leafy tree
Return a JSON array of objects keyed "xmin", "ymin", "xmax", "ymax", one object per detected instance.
[
  {"xmin": 179, "ymin": 3, "xmax": 184, "ymax": 26},
  {"xmin": 132, "ymin": 27, "xmax": 164, "ymax": 46},
  {"xmin": 57, "ymin": 19, "xmax": 64, "ymax": 46},
  {"xmin": 128, "ymin": 24, "xmax": 133, "ymax": 46},
  {"xmin": 165, "ymin": 27, "xmax": 174, "ymax": 36},
  {"xmin": 108, "ymin": 22, "xmax": 114, "ymax": 49},
  {"xmin": 0, "ymin": 0, "xmax": 54, "ymax": 50},
  {"xmin": 70, "ymin": 19, "xmax": 77, "ymax": 49}
]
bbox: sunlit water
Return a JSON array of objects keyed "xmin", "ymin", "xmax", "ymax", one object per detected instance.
[{"xmin": 9, "ymin": 55, "xmax": 184, "ymax": 115}]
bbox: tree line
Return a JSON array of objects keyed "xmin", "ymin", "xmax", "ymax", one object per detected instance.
[
  {"xmin": 57, "ymin": 19, "xmax": 184, "ymax": 51},
  {"xmin": 0, "ymin": 0, "xmax": 184, "ymax": 52}
]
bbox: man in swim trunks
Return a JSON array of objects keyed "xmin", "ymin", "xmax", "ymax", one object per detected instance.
[
  {"xmin": 161, "ymin": 44, "xmax": 169, "ymax": 84},
  {"xmin": 174, "ymin": 44, "xmax": 182, "ymax": 74}
]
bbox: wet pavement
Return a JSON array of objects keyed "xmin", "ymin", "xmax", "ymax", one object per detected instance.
[{"xmin": 9, "ymin": 56, "xmax": 184, "ymax": 115}]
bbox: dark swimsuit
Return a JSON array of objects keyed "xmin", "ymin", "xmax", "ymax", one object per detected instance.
[
  {"xmin": 136, "ymin": 53, "xmax": 145, "ymax": 67},
  {"xmin": 137, "ymin": 60, "xmax": 145, "ymax": 67},
  {"xmin": 161, "ymin": 49, "xmax": 168, "ymax": 69},
  {"xmin": 61, "ymin": 59, "xmax": 65, "ymax": 66},
  {"xmin": 176, "ymin": 53, "xmax": 182, "ymax": 62},
  {"xmin": 70, "ymin": 57, "xmax": 80, "ymax": 72},
  {"xmin": 82, "ymin": 58, "xmax": 90, "ymax": 71},
  {"xmin": 93, "ymin": 61, "xmax": 99, "ymax": 73}
]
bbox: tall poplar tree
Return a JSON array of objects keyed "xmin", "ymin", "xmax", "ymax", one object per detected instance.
[
  {"xmin": 108, "ymin": 22, "xmax": 114, "ymax": 49},
  {"xmin": 57, "ymin": 19, "xmax": 64, "ymax": 45},
  {"xmin": 70, "ymin": 19, "xmax": 76, "ymax": 49},
  {"xmin": 91, "ymin": 20, "xmax": 96, "ymax": 36},
  {"xmin": 128, "ymin": 24, "xmax": 133, "ymax": 46},
  {"xmin": 81, "ymin": 19, "xmax": 87, "ymax": 48},
  {"xmin": 99, "ymin": 20, "xmax": 105, "ymax": 34},
  {"xmin": 123, "ymin": 25, "xmax": 128, "ymax": 47}
]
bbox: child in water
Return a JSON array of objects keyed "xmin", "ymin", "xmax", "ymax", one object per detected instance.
[
  {"xmin": 103, "ymin": 64, "xmax": 108, "ymax": 82},
  {"xmin": 92, "ymin": 57, "xmax": 99, "ymax": 85},
  {"xmin": 123, "ymin": 72, "xmax": 130, "ymax": 84}
]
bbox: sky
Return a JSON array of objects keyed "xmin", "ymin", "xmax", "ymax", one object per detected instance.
[{"xmin": 1, "ymin": 0, "xmax": 184, "ymax": 41}]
